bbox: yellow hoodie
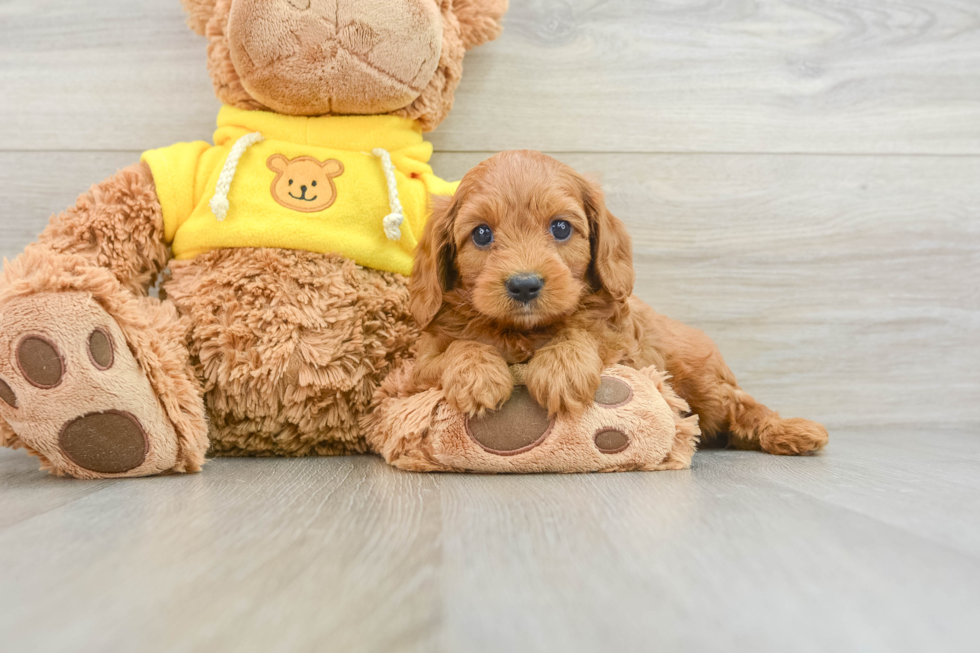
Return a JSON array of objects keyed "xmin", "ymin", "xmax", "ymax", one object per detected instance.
[{"xmin": 142, "ymin": 106, "xmax": 458, "ymax": 276}]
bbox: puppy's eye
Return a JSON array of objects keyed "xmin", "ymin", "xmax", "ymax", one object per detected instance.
[
  {"xmin": 312, "ymin": 181, "xmax": 317, "ymax": 187},
  {"xmin": 550, "ymin": 219, "xmax": 573, "ymax": 242},
  {"xmin": 288, "ymin": 180, "xmax": 293, "ymax": 186},
  {"xmin": 472, "ymin": 224, "xmax": 494, "ymax": 248}
]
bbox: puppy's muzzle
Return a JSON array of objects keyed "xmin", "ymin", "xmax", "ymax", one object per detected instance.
[{"xmin": 506, "ymin": 274, "xmax": 544, "ymax": 304}]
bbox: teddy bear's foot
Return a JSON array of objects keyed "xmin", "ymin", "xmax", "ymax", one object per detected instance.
[
  {"xmin": 368, "ymin": 364, "xmax": 700, "ymax": 474},
  {"xmin": 0, "ymin": 292, "xmax": 190, "ymax": 478},
  {"xmin": 455, "ymin": 367, "xmax": 681, "ymax": 473}
]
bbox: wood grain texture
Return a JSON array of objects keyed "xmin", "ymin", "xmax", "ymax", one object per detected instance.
[
  {"xmin": 1, "ymin": 433, "xmax": 979, "ymax": 653},
  {"xmin": 2, "ymin": 0, "xmax": 979, "ymax": 153}
]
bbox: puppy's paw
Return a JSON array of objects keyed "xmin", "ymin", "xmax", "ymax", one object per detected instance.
[
  {"xmin": 525, "ymin": 346, "xmax": 603, "ymax": 418},
  {"xmin": 760, "ymin": 417, "xmax": 829, "ymax": 455},
  {"xmin": 441, "ymin": 345, "xmax": 514, "ymax": 417}
]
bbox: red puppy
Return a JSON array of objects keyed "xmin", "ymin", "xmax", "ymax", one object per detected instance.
[{"xmin": 409, "ymin": 150, "xmax": 827, "ymax": 455}]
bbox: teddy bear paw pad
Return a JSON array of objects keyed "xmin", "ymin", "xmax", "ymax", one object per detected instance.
[
  {"xmin": 465, "ymin": 386, "xmax": 554, "ymax": 455},
  {"xmin": 594, "ymin": 376, "xmax": 633, "ymax": 408},
  {"xmin": 403, "ymin": 365, "xmax": 678, "ymax": 473},
  {"xmin": 0, "ymin": 292, "xmax": 180, "ymax": 478},
  {"xmin": 0, "ymin": 378, "xmax": 17, "ymax": 408},
  {"xmin": 593, "ymin": 427, "xmax": 630, "ymax": 454},
  {"xmin": 16, "ymin": 335, "xmax": 65, "ymax": 388},
  {"xmin": 59, "ymin": 411, "xmax": 148, "ymax": 474}
]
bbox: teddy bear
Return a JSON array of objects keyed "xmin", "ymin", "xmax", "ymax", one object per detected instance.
[
  {"xmin": 0, "ymin": 0, "xmax": 512, "ymax": 478},
  {"xmin": 0, "ymin": 0, "xmax": 700, "ymax": 479}
]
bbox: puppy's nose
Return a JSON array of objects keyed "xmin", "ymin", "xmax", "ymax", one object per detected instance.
[
  {"xmin": 506, "ymin": 274, "xmax": 544, "ymax": 304},
  {"xmin": 300, "ymin": 185, "xmax": 308, "ymax": 194}
]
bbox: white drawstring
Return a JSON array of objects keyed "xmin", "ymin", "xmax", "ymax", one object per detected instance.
[
  {"xmin": 372, "ymin": 148, "xmax": 405, "ymax": 241},
  {"xmin": 210, "ymin": 131, "xmax": 265, "ymax": 220}
]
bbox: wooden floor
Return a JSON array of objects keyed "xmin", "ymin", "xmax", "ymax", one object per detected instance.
[
  {"xmin": 0, "ymin": 0, "xmax": 978, "ymax": 651},
  {"xmin": 1, "ymin": 427, "xmax": 979, "ymax": 652}
]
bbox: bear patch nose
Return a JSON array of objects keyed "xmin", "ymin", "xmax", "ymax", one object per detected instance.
[
  {"xmin": 300, "ymin": 185, "xmax": 308, "ymax": 193},
  {"xmin": 506, "ymin": 274, "xmax": 544, "ymax": 304}
]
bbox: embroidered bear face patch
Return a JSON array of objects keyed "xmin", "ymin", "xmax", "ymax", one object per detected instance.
[{"xmin": 267, "ymin": 154, "xmax": 345, "ymax": 213}]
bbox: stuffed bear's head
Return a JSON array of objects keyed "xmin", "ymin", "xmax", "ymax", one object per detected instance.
[
  {"xmin": 181, "ymin": 0, "xmax": 508, "ymax": 131},
  {"xmin": 267, "ymin": 154, "xmax": 344, "ymax": 212}
]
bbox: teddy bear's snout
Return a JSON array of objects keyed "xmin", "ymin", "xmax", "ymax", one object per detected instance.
[{"xmin": 227, "ymin": 0, "xmax": 444, "ymax": 116}]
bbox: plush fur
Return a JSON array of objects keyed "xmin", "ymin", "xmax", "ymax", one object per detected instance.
[
  {"xmin": 7, "ymin": 163, "xmax": 208, "ymax": 473},
  {"xmin": 409, "ymin": 151, "xmax": 829, "ymax": 456},
  {"xmin": 191, "ymin": 0, "xmax": 506, "ymax": 131},
  {"xmin": 36, "ymin": 162, "xmax": 171, "ymax": 296},
  {"xmin": 0, "ymin": 247, "xmax": 209, "ymax": 476},
  {"xmin": 164, "ymin": 248, "xmax": 417, "ymax": 457},
  {"xmin": 0, "ymin": 0, "xmax": 507, "ymax": 478}
]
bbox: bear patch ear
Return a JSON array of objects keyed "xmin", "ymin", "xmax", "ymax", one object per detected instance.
[
  {"xmin": 267, "ymin": 154, "xmax": 289, "ymax": 174},
  {"xmin": 180, "ymin": 0, "xmax": 219, "ymax": 36},
  {"xmin": 453, "ymin": 0, "xmax": 509, "ymax": 50},
  {"xmin": 321, "ymin": 159, "xmax": 345, "ymax": 177}
]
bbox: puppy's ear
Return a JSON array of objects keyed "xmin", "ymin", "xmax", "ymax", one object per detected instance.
[
  {"xmin": 581, "ymin": 178, "xmax": 635, "ymax": 301},
  {"xmin": 410, "ymin": 194, "xmax": 460, "ymax": 328},
  {"xmin": 453, "ymin": 0, "xmax": 509, "ymax": 50},
  {"xmin": 180, "ymin": 0, "xmax": 218, "ymax": 36}
]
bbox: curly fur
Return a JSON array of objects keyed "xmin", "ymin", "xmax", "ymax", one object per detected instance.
[
  {"xmin": 164, "ymin": 248, "xmax": 418, "ymax": 457},
  {"xmin": 36, "ymin": 162, "xmax": 170, "ymax": 296},
  {"xmin": 410, "ymin": 151, "xmax": 828, "ymax": 456},
  {"xmin": 637, "ymin": 366, "xmax": 701, "ymax": 470}
]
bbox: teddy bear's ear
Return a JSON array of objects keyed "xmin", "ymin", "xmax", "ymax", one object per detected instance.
[
  {"xmin": 267, "ymin": 155, "xmax": 289, "ymax": 174},
  {"xmin": 453, "ymin": 0, "xmax": 509, "ymax": 50},
  {"xmin": 321, "ymin": 160, "xmax": 345, "ymax": 178},
  {"xmin": 180, "ymin": 0, "xmax": 219, "ymax": 36}
]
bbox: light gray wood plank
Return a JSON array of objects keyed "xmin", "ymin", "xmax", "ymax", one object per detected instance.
[
  {"xmin": 435, "ymin": 448, "xmax": 980, "ymax": 653},
  {"xmin": 695, "ymin": 427, "xmax": 980, "ymax": 558},
  {"xmin": 2, "ymin": 432, "xmax": 980, "ymax": 653},
  {"xmin": 3, "ymin": 151, "xmax": 976, "ymax": 428},
  {"xmin": 0, "ymin": 446, "xmax": 112, "ymax": 529},
  {"xmin": 0, "ymin": 151, "xmax": 141, "ymax": 253},
  {"xmin": 2, "ymin": 0, "xmax": 980, "ymax": 154},
  {"xmin": 0, "ymin": 0, "xmax": 221, "ymax": 152},
  {"xmin": 0, "ymin": 451, "xmax": 443, "ymax": 653}
]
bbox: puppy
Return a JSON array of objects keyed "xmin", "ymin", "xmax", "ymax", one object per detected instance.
[{"xmin": 409, "ymin": 150, "xmax": 828, "ymax": 455}]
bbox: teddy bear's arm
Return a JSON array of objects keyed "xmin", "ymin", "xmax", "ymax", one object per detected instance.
[
  {"xmin": 0, "ymin": 161, "xmax": 209, "ymax": 478},
  {"xmin": 31, "ymin": 161, "xmax": 170, "ymax": 296}
]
